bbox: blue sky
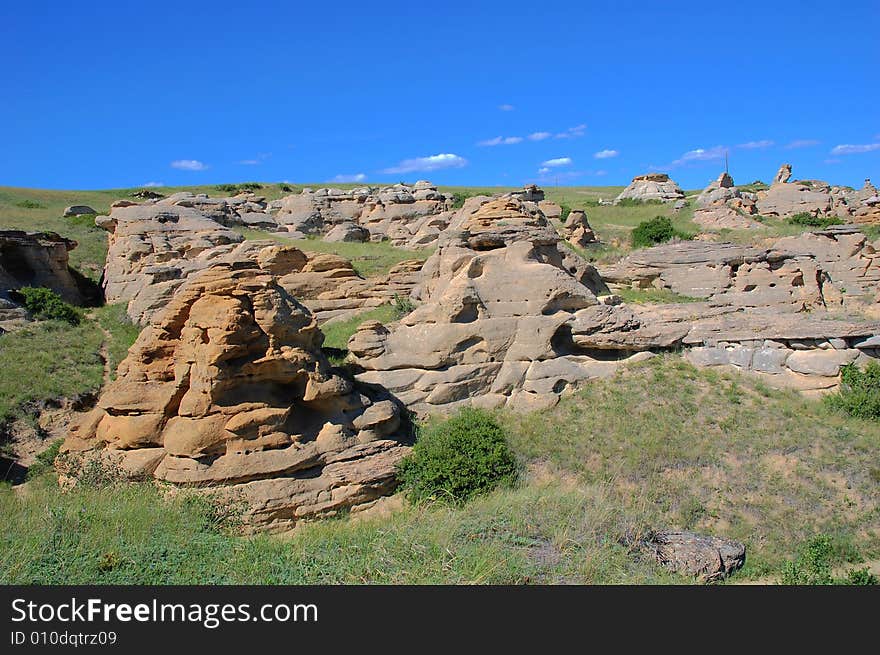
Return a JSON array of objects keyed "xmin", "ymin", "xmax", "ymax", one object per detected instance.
[{"xmin": 2, "ymin": 0, "xmax": 878, "ymax": 190}]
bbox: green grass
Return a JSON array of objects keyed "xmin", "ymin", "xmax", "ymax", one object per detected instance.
[
  {"xmin": 0, "ymin": 320, "xmax": 104, "ymax": 423},
  {"xmin": 0, "ymin": 304, "xmax": 141, "ymax": 424},
  {"xmin": 321, "ymin": 305, "xmax": 400, "ymax": 350},
  {"xmin": 3, "ymin": 355, "xmax": 877, "ymax": 584},
  {"xmin": 615, "ymin": 287, "xmax": 700, "ymax": 304},
  {"xmin": 232, "ymin": 228, "xmax": 431, "ymax": 277}
]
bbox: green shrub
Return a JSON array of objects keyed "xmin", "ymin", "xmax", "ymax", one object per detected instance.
[
  {"xmin": 391, "ymin": 293, "xmax": 415, "ymax": 318},
  {"xmin": 26, "ymin": 439, "xmax": 63, "ymax": 480},
  {"xmin": 559, "ymin": 204, "xmax": 572, "ymax": 222},
  {"xmin": 780, "ymin": 534, "xmax": 877, "ymax": 585},
  {"xmin": 630, "ymin": 216, "xmax": 690, "ymax": 249},
  {"xmin": 786, "ymin": 212, "xmax": 843, "ymax": 229},
  {"xmin": 279, "ymin": 184, "xmax": 293, "ymax": 192},
  {"xmin": 15, "ymin": 287, "xmax": 81, "ymax": 325},
  {"xmin": 397, "ymin": 408, "xmax": 518, "ymax": 505},
  {"xmin": 781, "ymin": 535, "xmax": 835, "ymax": 584},
  {"xmin": 844, "ymin": 567, "xmax": 878, "ymax": 585},
  {"xmin": 450, "ymin": 192, "xmax": 472, "ymax": 209},
  {"xmin": 617, "ymin": 198, "xmax": 663, "ymax": 207},
  {"xmin": 66, "ymin": 212, "xmax": 99, "ymax": 229},
  {"xmin": 825, "ymin": 362, "xmax": 880, "ymax": 420},
  {"xmin": 15, "ymin": 200, "xmax": 44, "ymax": 209}
]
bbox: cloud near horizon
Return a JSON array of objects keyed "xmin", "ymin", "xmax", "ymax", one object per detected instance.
[
  {"xmin": 669, "ymin": 145, "xmax": 727, "ymax": 168},
  {"xmin": 332, "ymin": 173, "xmax": 366, "ymax": 183},
  {"xmin": 830, "ymin": 143, "xmax": 880, "ymax": 155},
  {"xmin": 382, "ymin": 153, "xmax": 468, "ymax": 174},
  {"xmin": 143, "ymin": 181, "xmax": 164, "ymax": 187},
  {"xmin": 540, "ymin": 157, "xmax": 572, "ymax": 167},
  {"xmin": 594, "ymin": 149, "xmax": 619, "ymax": 159},
  {"xmin": 170, "ymin": 159, "xmax": 208, "ymax": 171}
]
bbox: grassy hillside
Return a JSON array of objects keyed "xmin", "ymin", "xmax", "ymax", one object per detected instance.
[{"xmin": 2, "ymin": 355, "xmax": 877, "ymax": 584}]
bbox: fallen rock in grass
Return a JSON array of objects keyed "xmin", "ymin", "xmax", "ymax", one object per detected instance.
[{"xmin": 642, "ymin": 530, "xmax": 746, "ymax": 582}]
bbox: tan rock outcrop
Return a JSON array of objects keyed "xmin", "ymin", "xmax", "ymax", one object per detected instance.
[
  {"xmin": 61, "ymin": 263, "xmax": 410, "ymax": 532},
  {"xmin": 615, "ymin": 173, "xmax": 685, "ymax": 203}
]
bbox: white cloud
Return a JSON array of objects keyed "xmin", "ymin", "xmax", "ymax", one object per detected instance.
[
  {"xmin": 332, "ymin": 173, "xmax": 367, "ymax": 183},
  {"xmin": 594, "ymin": 149, "xmax": 619, "ymax": 159},
  {"xmin": 143, "ymin": 181, "xmax": 164, "ymax": 187},
  {"xmin": 170, "ymin": 159, "xmax": 207, "ymax": 171},
  {"xmin": 478, "ymin": 135, "xmax": 524, "ymax": 146},
  {"xmin": 382, "ymin": 153, "xmax": 468, "ymax": 174},
  {"xmin": 541, "ymin": 157, "xmax": 573, "ymax": 167},
  {"xmin": 737, "ymin": 140, "xmax": 774, "ymax": 149},
  {"xmin": 498, "ymin": 104, "xmax": 515, "ymax": 111},
  {"xmin": 555, "ymin": 124, "xmax": 587, "ymax": 139},
  {"xmin": 669, "ymin": 145, "xmax": 727, "ymax": 167},
  {"xmin": 538, "ymin": 167, "xmax": 551, "ymax": 174},
  {"xmin": 830, "ymin": 143, "xmax": 880, "ymax": 155},
  {"xmin": 528, "ymin": 132, "xmax": 551, "ymax": 141},
  {"xmin": 239, "ymin": 159, "xmax": 260, "ymax": 165},
  {"xmin": 784, "ymin": 139, "xmax": 820, "ymax": 149}
]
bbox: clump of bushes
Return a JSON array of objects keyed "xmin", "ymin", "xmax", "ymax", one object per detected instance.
[
  {"xmin": 825, "ymin": 362, "xmax": 880, "ymax": 420},
  {"xmin": 15, "ymin": 200, "xmax": 44, "ymax": 209},
  {"xmin": 391, "ymin": 293, "xmax": 415, "ymax": 318},
  {"xmin": 397, "ymin": 408, "xmax": 518, "ymax": 505},
  {"xmin": 26, "ymin": 439, "xmax": 63, "ymax": 480},
  {"xmin": 617, "ymin": 198, "xmax": 663, "ymax": 207},
  {"xmin": 781, "ymin": 534, "xmax": 877, "ymax": 585},
  {"xmin": 14, "ymin": 287, "xmax": 81, "ymax": 325},
  {"xmin": 450, "ymin": 192, "xmax": 473, "ymax": 209},
  {"xmin": 786, "ymin": 212, "xmax": 843, "ymax": 229},
  {"xmin": 630, "ymin": 216, "xmax": 691, "ymax": 248},
  {"xmin": 215, "ymin": 182, "xmax": 264, "ymax": 194},
  {"xmin": 66, "ymin": 212, "xmax": 99, "ymax": 229}
]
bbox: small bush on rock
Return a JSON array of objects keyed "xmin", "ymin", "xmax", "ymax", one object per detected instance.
[
  {"xmin": 786, "ymin": 212, "xmax": 843, "ymax": 229},
  {"xmin": 825, "ymin": 362, "xmax": 880, "ymax": 420},
  {"xmin": 15, "ymin": 287, "xmax": 81, "ymax": 325},
  {"xmin": 631, "ymin": 216, "xmax": 690, "ymax": 249},
  {"xmin": 397, "ymin": 408, "xmax": 518, "ymax": 505}
]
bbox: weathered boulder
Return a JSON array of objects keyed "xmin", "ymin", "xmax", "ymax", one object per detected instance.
[
  {"xmin": 693, "ymin": 172, "xmax": 762, "ymax": 230},
  {"xmin": 773, "ymin": 163, "xmax": 792, "ymax": 185},
  {"xmin": 323, "ymin": 221, "xmax": 371, "ymax": 243},
  {"xmin": 641, "ymin": 531, "xmax": 746, "ymax": 582},
  {"xmin": 561, "ymin": 210, "xmax": 597, "ymax": 247},
  {"xmin": 615, "ymin": 173, "xmax": 684, "ymax": 203},
  {"xmin": 61, "ymin": 263, "xmax": 410, "ymax": 532},
  {"xmin": 63, "ymin": 205, "xmax": 96, "ymax": 217}
]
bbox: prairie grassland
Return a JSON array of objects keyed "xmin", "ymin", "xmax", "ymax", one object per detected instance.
[{"xmin": 2, "ymin": 355, "xmax": 877, "ymax": 584}]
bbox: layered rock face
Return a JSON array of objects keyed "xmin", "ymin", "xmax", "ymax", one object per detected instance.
[
  {"xmin": 271, "ymin": 181, "xmax": 453, "ymax": 248},
  {"xmin": 348, "ymin": 197, "xmax": 656, "ymax": 414},
  {"xmin": 0, "ymin": 230, "xmax": 84, "ymax": 305},
  {"xmin": 693, "ymin": 172, "xmax": 762, "ymax": 230},
  {"xmin": 601, "ymin": 228, "xmax": 880, "ymax": 312},
  {"xmin": 755, "ymin": 164, "xmax": 869, "ymax": 219},
  {"xmin": 62, "ymin": 263, "xmax": 410, "ymax": 531},
  {"xmin": 615, "ymin": 173, "xmax": 685, "ymax": 203},
  {"xmin": 561, "ymin": 210, "xmax": 597, "ymax": 248},
  {"xmin": 98, "ymin": 202, "xmax": 423, "ymax": 326}
]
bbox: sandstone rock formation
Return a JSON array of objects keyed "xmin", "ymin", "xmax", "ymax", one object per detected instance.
[
  {"xmin": 347, "ymin": 197, "xmax": 662, "ymax": 415},
  {"xmin": 0, "ymin": 230, "xmax": 86, "ymax": 311},
  {"xmin": 270, "ymin": 181, "xmax": 453, "ymax": 247},
  {"xmin": 62, "ymin": 263, "xmax": 410, "ymax": 532},
  {"xmin": 561, "ymin": 210, "xmax": 597, "ymax": 248},
  {"xmin": 755, "ymin": 164, "xmax": 868, "ymax": 219},
  {"xmin": 692, "ymin": 172, "xmax": 762, "ymax": 230},
  {"xmin": 601, "ymin": 229, "xmax": 880, "ymax": 312},
  {"xmin": 615, "ymin": 173, "xmax": 684, "ymax": 204}
]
